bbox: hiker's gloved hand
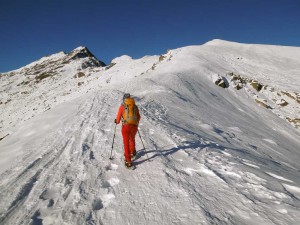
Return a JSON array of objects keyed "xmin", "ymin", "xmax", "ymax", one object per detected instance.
[{"xmin": 114, "ymin": 119, "xmax": 118, "ymax": 124}]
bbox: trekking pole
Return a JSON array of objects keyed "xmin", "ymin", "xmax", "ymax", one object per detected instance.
[
  {"xmin": 109, "ymin": 123, "xmax": 117, "ymax": 160},
  {"xmin": 138, "ymin": 129, "xmax": 150, "ymax": 160}
]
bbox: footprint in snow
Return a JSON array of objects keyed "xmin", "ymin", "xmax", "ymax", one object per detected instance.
[
  {"xmin": 39, "ymin": 187, "xmax": 60, "ymax": 201},
  {"xmin": 92, "ymin": 193, "xmax": 115, "ymax": 211},
  {"xmin": 107, "ymin": 177, "xmax": 120, "ymax": 186},
  {"xmin": 92, "ymin": 198, "xmax": 103, "ymax": 210},
  {"xmin": 102, "ymin": 193, "xmax": 115, "ymax": 207},
  {"xmin": 46, "ymin": 198, "xmax": 54, "ymax": 207},
  {"xmin": 105, "ymin": 163, "xmax": 118, "ymax": 171},
  {"xmin": 101, "ymin": 178, "xmax": 120, "ymax": 188}
]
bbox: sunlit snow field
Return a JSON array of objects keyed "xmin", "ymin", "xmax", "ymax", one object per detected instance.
[{"xmin": 0, "ymin": 40, "xmax": 300, "ymax": 225}]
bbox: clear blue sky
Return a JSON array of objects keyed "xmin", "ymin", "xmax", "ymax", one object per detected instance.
[{"xmin": 1, "ymin": 0, "xmax": 299, "ymax": 72}]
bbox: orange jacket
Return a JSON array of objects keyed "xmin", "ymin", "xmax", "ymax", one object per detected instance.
[{"xmin": 116, "ymin": 104, "xmax": 141, "ymax": 125}]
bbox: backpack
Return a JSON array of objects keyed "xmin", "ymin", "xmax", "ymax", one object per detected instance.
[{"xmin": 122, "ymin": 97, "xmax": 138, "ymax": 125}]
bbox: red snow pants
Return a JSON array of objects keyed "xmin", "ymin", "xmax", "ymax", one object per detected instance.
[{"xmin": 122, "ymin": 124, "xmax": 138, "ymax": 162}]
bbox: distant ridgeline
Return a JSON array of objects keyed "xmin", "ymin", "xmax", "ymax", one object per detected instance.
[{"xmin": 0, "ymin": 46, "xmax": 107, "ymax": 138}]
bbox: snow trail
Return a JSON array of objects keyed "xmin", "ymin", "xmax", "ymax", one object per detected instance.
[{"xmin": 1, "ymin": 89, "xmax": 300, "ymax": 224}]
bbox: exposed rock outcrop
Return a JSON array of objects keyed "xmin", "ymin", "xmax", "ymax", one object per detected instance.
[
  {"xmin": 286, "ymin": 117, "xmax": 300, "ymax": 128},
  {"xmin": 255, "ymin": 99, "xmax": 270, "ymax": 108},
  {"xmin": 212, "ymin": 74, "xmax": 228, "ymax": 88},
  {"xmin": 225, "ymin": 72, "xmax": 299, "ymax": 129},
  {"xmin": 250, "ymin": 81, "xmax": 263, "ymax": 92},
  {"xmin": 276, "ymin": 99, "xmax": 289, "ymax": 107}
]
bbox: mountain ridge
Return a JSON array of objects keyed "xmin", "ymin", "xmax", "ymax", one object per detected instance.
[
  {"xmin": 1, "ymin": 40, "xmax": 300, "ymax": 139},
  {"xmin": 0, "ymin": 39, "xmax": 300, "ymax": 224}
]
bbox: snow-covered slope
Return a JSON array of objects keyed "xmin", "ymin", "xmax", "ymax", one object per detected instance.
[
  {"xmin": 0, "ymin": 46, "xmax": 106, "ymax": 138},
  {"xmin": 0, "ymin": 40, "xmax": 300, "ymax": 225}
]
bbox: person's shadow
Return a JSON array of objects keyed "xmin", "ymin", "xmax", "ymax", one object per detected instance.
[{"xmin": 133, "ymin": 140, "xmax": 225, "ymax": 165}]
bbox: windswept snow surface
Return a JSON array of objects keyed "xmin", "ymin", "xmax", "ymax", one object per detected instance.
[{"xmin": 1, "ymin": 40, "xmax": 300, "ymax": 225}]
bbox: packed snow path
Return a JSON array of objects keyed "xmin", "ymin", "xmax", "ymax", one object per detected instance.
[{"xmin": 1, "ymin": 90, "xmax": 300, "ymax": 225}]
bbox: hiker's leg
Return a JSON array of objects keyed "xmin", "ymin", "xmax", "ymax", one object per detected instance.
[
  {"xmin": 129, "ymin": 125, "xmax": 138, "ymax": 154},
  {"xmin": 122, "ymin": 125, "xmax": 131, "ymax": 162}
]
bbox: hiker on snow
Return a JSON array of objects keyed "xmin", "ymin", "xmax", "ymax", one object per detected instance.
[{"xmin": 115, "ymin": 93, "xmax": 141, "ymax": 168}]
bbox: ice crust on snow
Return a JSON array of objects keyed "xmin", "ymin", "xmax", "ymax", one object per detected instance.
[{"xmin": 266, "ymin": 172, "xmax": 293, "ymax": 183}]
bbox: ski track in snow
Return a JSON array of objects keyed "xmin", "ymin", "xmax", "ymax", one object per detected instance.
[
  {"xmin": 0, "ymin": 91, "xmax": 121, "ymax": 224},
  {"xmin": 1, "ymin": 90, "xmax": 300, "ymax": 225}
]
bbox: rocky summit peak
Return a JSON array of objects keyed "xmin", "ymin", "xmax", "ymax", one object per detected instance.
[
  {"xmin": 69, "ymin": 46, "xmax": 94, "ymax": 59},
  {"xmin": 67, "ymin": 46, "xmax": 106, "ymax": 67},
  {"xmin": 73, "ymin": 46, "xmax": 87, "ymax": 51}
]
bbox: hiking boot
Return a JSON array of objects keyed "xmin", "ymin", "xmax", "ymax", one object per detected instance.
[
  {"xmin": 130, "ymin": 150, "xmax": 136, "ymax": 157},
  {"xmin": 125, "ymin": 161, "xmax": 133, "ymax": 169}
]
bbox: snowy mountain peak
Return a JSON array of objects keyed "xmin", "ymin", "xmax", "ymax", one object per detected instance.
[
  {"xmin": 68, "ymin": 46, "xmax": 98, "ymax": 60},
  {"xmin": 65, "ymin": 46, "xmax": 106, "ymax": 67},
  {"xmin": 5, "ymin": 47, "xmax": 106, "ymax": 75},
  {"xmin": 111, "ymin": 55, "xmax": 133, "ymax": 64},
  {"xmin": 0, "ymin": 47, "xmax": 108, "ymax": 137},
  {"xmin": 73, "ymin": 46, "xmax": 87, "ymax": 51},
  {"xmin": 204, "ymin": 39, "xmax": 240, "ymax": 46}
]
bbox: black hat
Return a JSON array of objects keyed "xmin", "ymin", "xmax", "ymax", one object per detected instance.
[{"xmin": 123, "ymin": 93, "xmax": 130, "ymax": 100}]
